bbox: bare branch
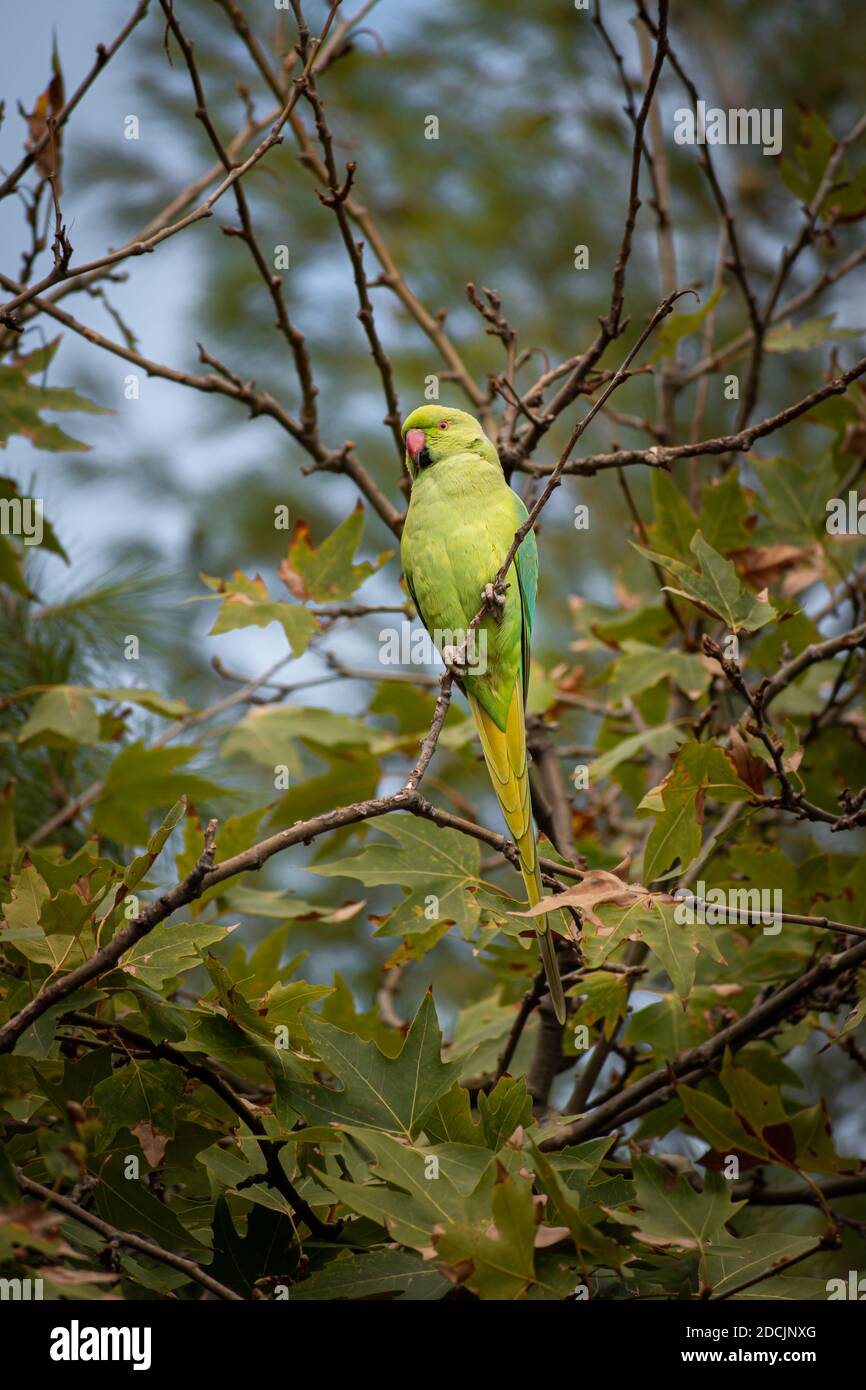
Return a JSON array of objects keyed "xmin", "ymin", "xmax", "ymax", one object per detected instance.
[
  {"xmin": 0, "ymin": 0, "xmax": 151, "ymax": 203},
  {"xmin": 518, "ymin": 353, "xmax": 866, "ymax": 475},
  {"xmin": 0, "ymin": 1, "xmax": 343, "ymax": 328}
]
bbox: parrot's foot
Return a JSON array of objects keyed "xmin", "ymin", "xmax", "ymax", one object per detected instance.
[
  {"xmin": 482, "ymin": 579, "xmax": 508, "ymax": 624},
  {"xmin": 441, "ymin": 643, "xmax": 468, "ymax": 677}
]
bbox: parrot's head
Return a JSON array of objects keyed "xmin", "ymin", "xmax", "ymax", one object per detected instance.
[{"xmin": 401, "ymin": 404, "xmax": 499, "ymax": 479}]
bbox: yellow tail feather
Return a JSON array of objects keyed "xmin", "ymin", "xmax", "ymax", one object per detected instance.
[{"xmin": 468, "ymin": 682, "xmax": 566, "ymax": 1025}]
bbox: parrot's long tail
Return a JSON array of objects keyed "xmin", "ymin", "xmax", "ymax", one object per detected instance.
[{"xmin": 468, "ymin": 682, "xmax": 567, "ymax": 1026}]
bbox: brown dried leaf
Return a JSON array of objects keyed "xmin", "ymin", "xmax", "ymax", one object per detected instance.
[
  {"xmin": 132, "ymin": 1121, "xmax": 168, "ymax": 1166},
  {"xmin": 842, "ymin": 422, "xmax": 866, "ymax": 456},
  {"xmin": 436, "ymin": 1257, "xmax": 475, "ymax": 1286},
  {"xmin": 534, "ymin": 1224, "xmax": 570, "ymax": 1248},
  {"xmin": 634, "ymin": 1230, "xmax": 700, "ymax": 1250},
  {"xmin": 727, "ymin": 726, "xmax": 766, "ymax": 796},
  {"xmin": 277, "ymin": 519, "xmax": 312, "ymax": 600},
  {"xmin": 730, "ymin": 543, "xmax": 814, "ymax": 591},
  {"xmin": 24, "ymin": 49, "xmax": 65, "ymax": 186},
  {"xmin": 37, "ymin": 1265, "xmax": 120, "ymax": 1287},
  {"xmin": 515, "ymin": 868, "xmax": 652, "ymax": 929}
]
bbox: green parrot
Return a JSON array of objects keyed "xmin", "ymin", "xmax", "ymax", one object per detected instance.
[{"xmin": 400, "ymin": 404, "xmax": 566, "ymax": 1025}]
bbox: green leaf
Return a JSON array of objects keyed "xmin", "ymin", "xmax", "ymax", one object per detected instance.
[
  {"xmin": 1, "ymin": 862, "xmax": 51, "ymax": 931},
  {"xmin": 422, "ymin": 1081, "xmax": 486, "ymax": 1147},
  {"xmin": 552, "ymin": 1138, "xmax": 633, "ymax": 1208},
  {"xmin": 678, "ymin": 1082, "xmax": 768, "ymax": 1161},
  {"xmin": 698, "ymin": 470, "xmax": 751, "ymax": 553},
  {"xmin": 704, "ymin": 1233, "xmax": 824, "ymax": 1299},
  {"xmin": 633, "ymin": 532, "xmax": 776, "ymax": 632},
  {"xmin": 293, "ymin": 992, "xmax": 458, "ymax": 1138},
  {"xmin": 838, "ymin": 996, "xmax": 866, "ymax": 1040},
  {"xmin": 317, "ymin": 1126, "xmax": 469, "ymax": 1250},
  {"xmin": 84, "ymin": 686, "xmax": 190, "ymax": 719},
  {"xmin": 202, "ymin": 952, "xmax": 275, "ymax": 1039},
  {"xmin": 477, "ymin": 1076, "xmax": 533, "ymax": 1149},
  {"xmin": 765, "ymin": 314, "xmax": 865, "ymax": 354},
  {"xmin": 180, "ymin": 1010, "xmax": 306, "ymax": 1114},
  {"xmin": 317, "ymin": 972, "xmax": 404, "ymax": 1057},
  {"xmin": 641, "ymin": 741, "xmax": 751, "ymax": 883},
  {"xmin": 786, "ymin": 1099, "xmax": 862, "ymax": 1175},
  {"xmin": 207, "ymin": 1197, "xmax": 298, "ymax": 1295},
  {"xmin": 751, "ymin": 454, "xmax": 838, "ymax": 546},
  {"xmin": 93, "ymin": 1150, "xmax": 206, "ymax": 1251},
  {"xmin": 172, "ymin": 806, "xmax": 268, "ymax": 903},
  {"xmin": 198, "ymin": 569, "xmax": 318, "ymax": 656},
  {"xmin": 267, "ymin": 751, "xmax": 380, "ymax": 830},
  {"xmin": 197, "ymin": 1136, "xmax": 267, "ymax": 1196},
  {"xmin": 278, "ymin": 503, "xmax": 393, "ymax": 602},
  {"xmin": 0, "ymin": 534, "xmax": 28, "ymax": 595},
  {"xmin": 0, "ymin": 339, "xmax": 110, "ymax": 452},
  {"xmin": 92, "ymin": 1059, "xmax": 183, "ymax": 1153},
  {"xmin": 310, "ymin": 816, "xmax": 481, "ymax": 941},
  {"xmin": 112, "ymin": 797, "xmax": 188, "ymax": 908},
  {"xmin": 221, "ymin": 703, "xmax": 374, "ymax": 772},
  {"xmin": 18, "ymin": 688, "xmax": 101, "ymax": 748},
  {"xmin": 571, "ymin": 970, "xmax": 631, "ymax": 1039},
  {"xmin": 432, "ymin": 1166, "xmax": 539, "ymax": 1299},
  {"xmin": 650, "ymin": 471, "xmax": 699, "ymax": 561},
  {"xmin": 585, "ymin": 895, "xmax": 724, "ymax": 1000},
  {"xmin": 779, "ymin": 108, "xmax": 837, "ymax": 205},
  {"xmin": 259, "ymin": 979, "xmax": 333, "ymax": 1041},
  {"xmin": 447, "ymin": 994, "xmax": 520, "ymax": 1068},
  {"xmin": 720, "ymin": 1049, "xmax": 787, "ymax": 1133},
  {"xmin": 0, "ymin": 1146, "xmax": 19, "ymax": 1203},
  {"xmin": 223, "ymin": 884, "xmax": 365, "ymax": 926},
  {"xmin": 0, "ymin": 476, "xmax": 68, "ymax": 565},
  {"xmin": 0, "ymin": 783, "xmax": 16, "ymax": 873},
  {"xmin": 125, "ymin": 984, "xmax": 189, "ymax": 1044},
  {"xmin": 528, "ymin": 1139, "xmax": 626, "ymax": 1266},
  {"xmin": 648, "ymin": 286, "xmax": 723, "ymax": 361},
  {"xmin": 291, "ymin": 1249, "xmax": 450, "ymax": 1301},
  {"xmin": 624, "ymin": 990, "xmax": 726, "ymax": 1058},
  {"xmin": 608, "ymin": 641, "xmax": 710, "ymax": 704},
  {"xmin": 629, "ymin": 1157, "xmax": 745, "ymax": 1253},
  {"xmin": 90, "ymin": 742, "xmax": 229, "ymax": 845},
  {"xmin": 701, "ymin": 1053, "xmax": 859, "ymax": 1174},
  {"xmin": 117, "ymin": 921, "xmax": 236, "ymax": 990},
  {"xmin": 779, "ymin": 108, "xmax": 866, "ymax": 222},
  {"xmin": 589, "ymin": 723, "xmax": 685, "ymax": 781}
]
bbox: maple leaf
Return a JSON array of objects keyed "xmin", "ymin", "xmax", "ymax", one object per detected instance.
[{"xmin": 515, "ymin": 868, "xmax": 654, "ymax": 929}]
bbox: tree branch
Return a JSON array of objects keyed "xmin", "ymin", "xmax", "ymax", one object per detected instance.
[
  {"xmin": 541, "ymin": 935, "xmax": 866, "ymax": 1149},
  {"xmin": 0, "ymin": 1, "xmax": 343, "ymax": 328},
  {"xmin": 60, "ymin": 1012, "xmax": 337, "ymax": 1241},
  {"xmin": 15, "ymin": 1168, "xmax": 244, "ymax": 1300},
  {"xmin": 0, "ymin": 0, "xmax": 151, "ymax": 203}
]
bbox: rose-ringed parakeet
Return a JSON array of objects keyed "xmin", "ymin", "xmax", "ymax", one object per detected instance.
[{"xmin": 400, "ymin": 404, "xmax": 566, "ymax": 1025}]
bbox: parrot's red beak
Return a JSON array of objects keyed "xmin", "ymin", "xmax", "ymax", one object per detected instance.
[{"xmin": 405, "ymin": 428, "xmax": 426, "ymax": 464}]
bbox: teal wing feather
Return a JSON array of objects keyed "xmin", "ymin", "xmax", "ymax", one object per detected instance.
[{"xmin": 511, "ymin": 491, "xmax": 538, "ymax": 704}]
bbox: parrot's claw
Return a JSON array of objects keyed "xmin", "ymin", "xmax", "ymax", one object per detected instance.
[
  {"xmin": 441, "ymin": 643, "xmax": 468, "ymax": 677},
  {"xmin": 482, "ymin": 579, "xmax": 508, "ymax": 623}
]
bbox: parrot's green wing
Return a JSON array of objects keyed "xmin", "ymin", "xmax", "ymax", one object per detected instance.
[
  {"xmin": 403, "ymin": 570, "xmax": 423, "ymax": 629},
  {"xmin": 404, "ymin": 485, "xmax": 535, "ymax": 707}
]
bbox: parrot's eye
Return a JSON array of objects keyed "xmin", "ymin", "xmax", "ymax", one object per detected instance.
[{"xmin": 438, "ymin": 420, "xmax": 449, "ymax": 430}]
